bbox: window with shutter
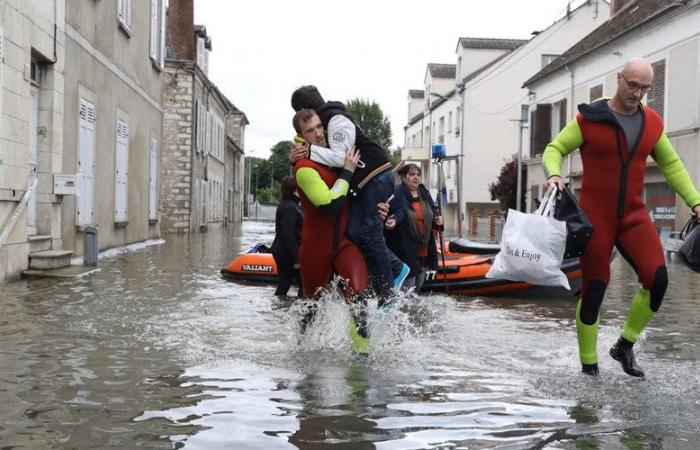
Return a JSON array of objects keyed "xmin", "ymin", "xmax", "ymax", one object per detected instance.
[
  {"xmin": 118, "ymin": 0, "xmax": 131, "ymax": 31},
  {"xmin": 194, "ymin": 100, "xmax": 200, "ymax": 152},
  {"xmin": 77, "ymin": 98, "xmax": 96, "ymax": 225},
  {"xmin": 114, "ymin": 118, "xmax": 129, "ymax": 222},
  {"xmin": 149, "ymin": 138, "xmax": 159, "ymax": 221},
  {"xmin": 589, "ymin": 84, "xmax": 603, "ymax": 102},
  {"xmin": 159, "ymin": 0, "xmax": 166, "ymax": 67},
  {"xmin": 147, "ymin": 0, "xmax": 166, "ymax": 66},
  {"xmin": 149, "ymin": 0, "xmax": 158, "ymax": 60},
  {"xmin": 201, "ymin": 180, "xmax": 207, "ymax": 224},
  {"xmin": 197, "ymin": 38, "xmax": 205, "ymax": 70},
  {"xmin": 559, "ymin": 98, "xmax": 567, "ymax": 130},
  {"xmin": 648, "ymin": 59, "xmax": 665, "ymax": 119},
  {"xmin": 529, "ymin": 104, "xmax": 551, "ymax": 157},
  {"xmin": 529, "ymin": 110, "xmax": 536, "ymax": 157}
]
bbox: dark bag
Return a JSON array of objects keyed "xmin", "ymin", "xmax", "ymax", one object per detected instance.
[
  {"xmin": 679, "ymin": 216, "xmax": 700, "ymax": 272},
  {"xmin": 554, "ymin": 187, "xmax": 594, "ymax": 259}
]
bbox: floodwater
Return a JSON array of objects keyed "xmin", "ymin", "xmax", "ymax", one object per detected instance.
[{"xmin": 1, "ymin": 221, "xmax": 699, "ymax": 449}]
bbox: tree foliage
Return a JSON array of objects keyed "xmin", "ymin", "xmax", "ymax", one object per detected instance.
[
  {"xmin": 245, "ymin": 141, "xmax": 294, "ymax": 203},
  {"xmin": 488, "ymin": 155, "xmax": 527, "ymax": 212},
  {"xmin": 346, "ymin": 98, "xmax": 392, "ymax": 151}
]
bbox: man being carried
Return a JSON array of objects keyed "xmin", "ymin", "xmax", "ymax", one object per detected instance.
[
  {"xmin": 290, "ymin": 86, "xmax": 409, "ymax": 301},
  {"xmin": 545, "ymin": 57, "xmax": 700, "ymax": 377}
]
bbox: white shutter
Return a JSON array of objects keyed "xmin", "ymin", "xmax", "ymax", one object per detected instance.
[
  {"xmin": 159, "ymin": 0, "xmax": 166, "ymax": 67},
  {"xmin": 149, "ymin": 0, "xmax": 158, "ymax": 60},
  {"xmin": 149, "ymin": 138, "xmax": 158, "ymax": 220},
  {"xmin": 201, "ymin": 180, "xmax": 207, "ymax": 224},
  {"xmin": 77, "ymin": 99, "xmax": 96, "ymax": 226},
  {"xmin": 194, "ymin": 100, "xmax": 200, "ymax": 152},
  {"xmin": 197, "ymin": 38, "xmax": 205, "ymax": 69},
  {"xmin": 205, "ymin": 109, "xmax": 211, "ymax": 154},
  {"xmin": 118, "ymin": 0, "xmax": 131, "ymax": 29},
  {"xmin": 114, "ymin": 118, "xmax": 129, "ymax": 222}
]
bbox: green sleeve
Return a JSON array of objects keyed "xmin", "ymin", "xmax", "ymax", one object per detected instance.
[
  {"xmin": 542, "ymin": 118, "xmax": 584, "ymax": 178},
  {"xmin": 295, "ymin": 167, "xmax": 353, "ymax": 215},
  {"xmin": 652, "ymin": 131, "xmax": 700, "ymax": 209}
]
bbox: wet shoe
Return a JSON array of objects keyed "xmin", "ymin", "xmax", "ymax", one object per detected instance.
[
  {"xmin": 348, "ymin": 315, "xmax": 368, "ymax": 355},
  {"xmin": 299, "ymin": 303, "xmax": 318, "ymax": 334},
  {"xmin": 393, "ymin": 263, "xmax": 410, "ymax": 291},
  {"xmin": 581, "ymin": 363, "xmax": 599, "ymax": 376},
  {"xmin": 609, "ymin": 337, "xmax": 645, "ymax": 377}
]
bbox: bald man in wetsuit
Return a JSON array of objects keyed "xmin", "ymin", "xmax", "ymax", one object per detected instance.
[{"xmin": 545, "ymin": 57, "xmax": 700, "ymax": 377}]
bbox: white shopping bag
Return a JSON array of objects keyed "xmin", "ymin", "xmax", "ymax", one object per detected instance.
[{"xmin": 486, "ymin": 186, "xmax": 569, "ymax": 288}]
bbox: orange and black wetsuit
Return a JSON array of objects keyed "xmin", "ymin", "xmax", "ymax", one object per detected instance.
[
  {"xmin": 293, "ymin": 159, "xmax": 367, "ymax": 299},
  {"xmin": 543, "ymin": 99, "xmax": 700, "ymax": 367}
]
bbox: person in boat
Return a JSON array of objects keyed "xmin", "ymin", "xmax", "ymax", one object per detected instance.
[
  {"xmin": 292, "ymin": 108, "xmax": 370, "ymax": 352},
  {"xmin": 545, "ymin": 57, "xmax": 700, "ymax": 377},
  {"xmin": 289, "ymin": 85, "xmax": 410, "ymax": 300},
  {"xmin": 271, "ymin": 176, "xmax": 303, "ymax": 297},
  {"xmin": 384, "ymin": 163, "xmax": 444, "ymax": 292}
]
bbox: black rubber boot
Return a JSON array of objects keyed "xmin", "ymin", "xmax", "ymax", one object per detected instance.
[
  {"xmin": 300, "ymin": 303, "xmax": 318, "ymax": 334},
  {"xmin": 610, "ymin": 337, "xmax": 645, "ymax": 377},
  {"xmin": 581, "ymin": 363, "xmax": 599, "ymax": 376}
]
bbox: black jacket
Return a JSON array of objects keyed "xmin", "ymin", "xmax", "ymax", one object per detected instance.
[
  {"xmin": 315, "ymin": 101, "xmax": 392, "ymax": 190},
  {"xmin": 385, "ymin": 183, "xmax": 441, "ymax": 276},
  {"xmin": 271, "ymin": 196, "xmax": 303, "ymax": 266}
]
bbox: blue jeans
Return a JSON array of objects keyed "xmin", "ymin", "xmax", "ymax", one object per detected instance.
[{"xmin": 347, "ymin": 169, "xmax": 404, "ymax": 296}]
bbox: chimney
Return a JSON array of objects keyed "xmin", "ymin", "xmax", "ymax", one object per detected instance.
[
  {"xmin": 610, "ymin": 0, "xmax": 634, "ymax": 16},
  {"xmin": 168, "ymin": 0, "xmax": 194, "ymax": 60}
]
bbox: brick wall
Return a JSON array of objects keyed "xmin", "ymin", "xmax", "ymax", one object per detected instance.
[{"xmin": 160, "ymin": 63, "xmax": 194, "ymax": 233}]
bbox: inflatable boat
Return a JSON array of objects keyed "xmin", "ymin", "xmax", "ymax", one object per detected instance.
[{"xmin": 221, "ymin": 240, "xmax": 582, "ymax": 296}]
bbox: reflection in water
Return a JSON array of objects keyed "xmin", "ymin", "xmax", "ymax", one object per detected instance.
[{"xmin": 0, "ymin": 221, "xmax": 699, "ymax": 449}]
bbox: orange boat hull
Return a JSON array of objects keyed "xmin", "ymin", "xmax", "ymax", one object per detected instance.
[{"xmin": 222, "ymin": 245, "xmax": 581, "ymax": 296}]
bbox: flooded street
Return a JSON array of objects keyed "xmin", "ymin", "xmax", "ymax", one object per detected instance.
[{"xmin": 1, "ymin": 221, "xmax": 699, "ymax": 449}]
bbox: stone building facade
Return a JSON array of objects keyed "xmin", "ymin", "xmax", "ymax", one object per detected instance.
[
  {"xmin": 61, "ymin": 0, "xmax": 166, "ymax": 253},
  {"xmin": 160, "ymin": 0, "xmax": 247, "ymax": 234}
]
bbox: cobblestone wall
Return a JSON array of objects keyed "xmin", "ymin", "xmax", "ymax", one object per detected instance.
[{"xmin": 160, "ymin": 63, "xmax": 193, "ymax": 233}]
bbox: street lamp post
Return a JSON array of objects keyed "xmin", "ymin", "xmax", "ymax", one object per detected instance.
[{"xmin": 429, "ymin": 89, "xmax": 465, "ymax": 238}]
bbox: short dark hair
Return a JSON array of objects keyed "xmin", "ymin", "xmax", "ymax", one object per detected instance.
[
  {"xmin": 292, "ymin": 109, "xmax": 318, "ymax": 134},
  {"xmin": 397, "ymin": 163, "xmax": 422, "ymax": 178},
  {"xmin": 291, "ymin": 85, "xmax": 325, "ymax": 111},
  {"xmin": 280, "ymin": 176, "xmax": 296, "ymax": 200}
]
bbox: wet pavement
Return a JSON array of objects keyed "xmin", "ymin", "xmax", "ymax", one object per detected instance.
[{"xmin": 1, "ymin": 220, "xmax": 699, "ymax": 449}]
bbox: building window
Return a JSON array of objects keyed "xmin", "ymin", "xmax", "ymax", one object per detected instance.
[
  {"xmin": 438, "ymin": 116, "xmax": 445, "ymax": 143},
  {"xmin": 197, "ymin": 37, "xmax": 209, "ymax": 75},
  {"xmin": 541, "ymin": 54, "xmax": 559, "ymax": 68},
  {"xmin": 149, "ymin": 137, "xmax": 159, "ymax": 221},
  {"xmin": 529, "ymin": 103, "xmax": 552, "ymax": 157},
  {"xmin": 589, "ymin": 84, "xmax": 603, "ymax": 102},
  {"xmin": 552, "ymin": 98, "xmax": 567, "ymax": 136},
  {"xmin": 455, "ymin": 107, "xmax": 461, "ymax": 136},
  {"xmin": 448, "ymin": 111, "xmax": 453, "ymax": 133},
  {"xmin": 647, "ymin": 59, "xmax": 665, "ymax": 119},
  {"xmin": 30, "ymin": 59, "xmax": 42, "ymax": 86},
  {"xmin": 77, "ymin": 98, "xmax": 97, "ymax": 226},
  {"xmin": 149, "ymin": 0, "xmax": 166, "ymax": 67},
  {"xmin": 114, "ymin": 117, "xmax": 129, "ymax": 222},
  {"xmin": 118, "ymin": 0, "xmax": 131, "ymax": 32}
]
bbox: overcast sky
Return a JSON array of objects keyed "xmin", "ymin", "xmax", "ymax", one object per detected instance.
[{"xmin": 194, "ymin": 0, "xmax": 592, "ymax": 158}]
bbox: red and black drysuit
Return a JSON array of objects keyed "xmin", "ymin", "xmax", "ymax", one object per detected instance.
[
  {"xmin": 543, "ymin": 99, "xmax": 700, "ymax": 366},
  {"xmin": 293, "ymin": 158, "xmax": 368, "ymax": 299}
]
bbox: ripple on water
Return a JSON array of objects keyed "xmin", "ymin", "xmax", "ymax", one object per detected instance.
[{"xmin": 2, "ymin": 222, "xmax": 700, "ymax": 449}]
